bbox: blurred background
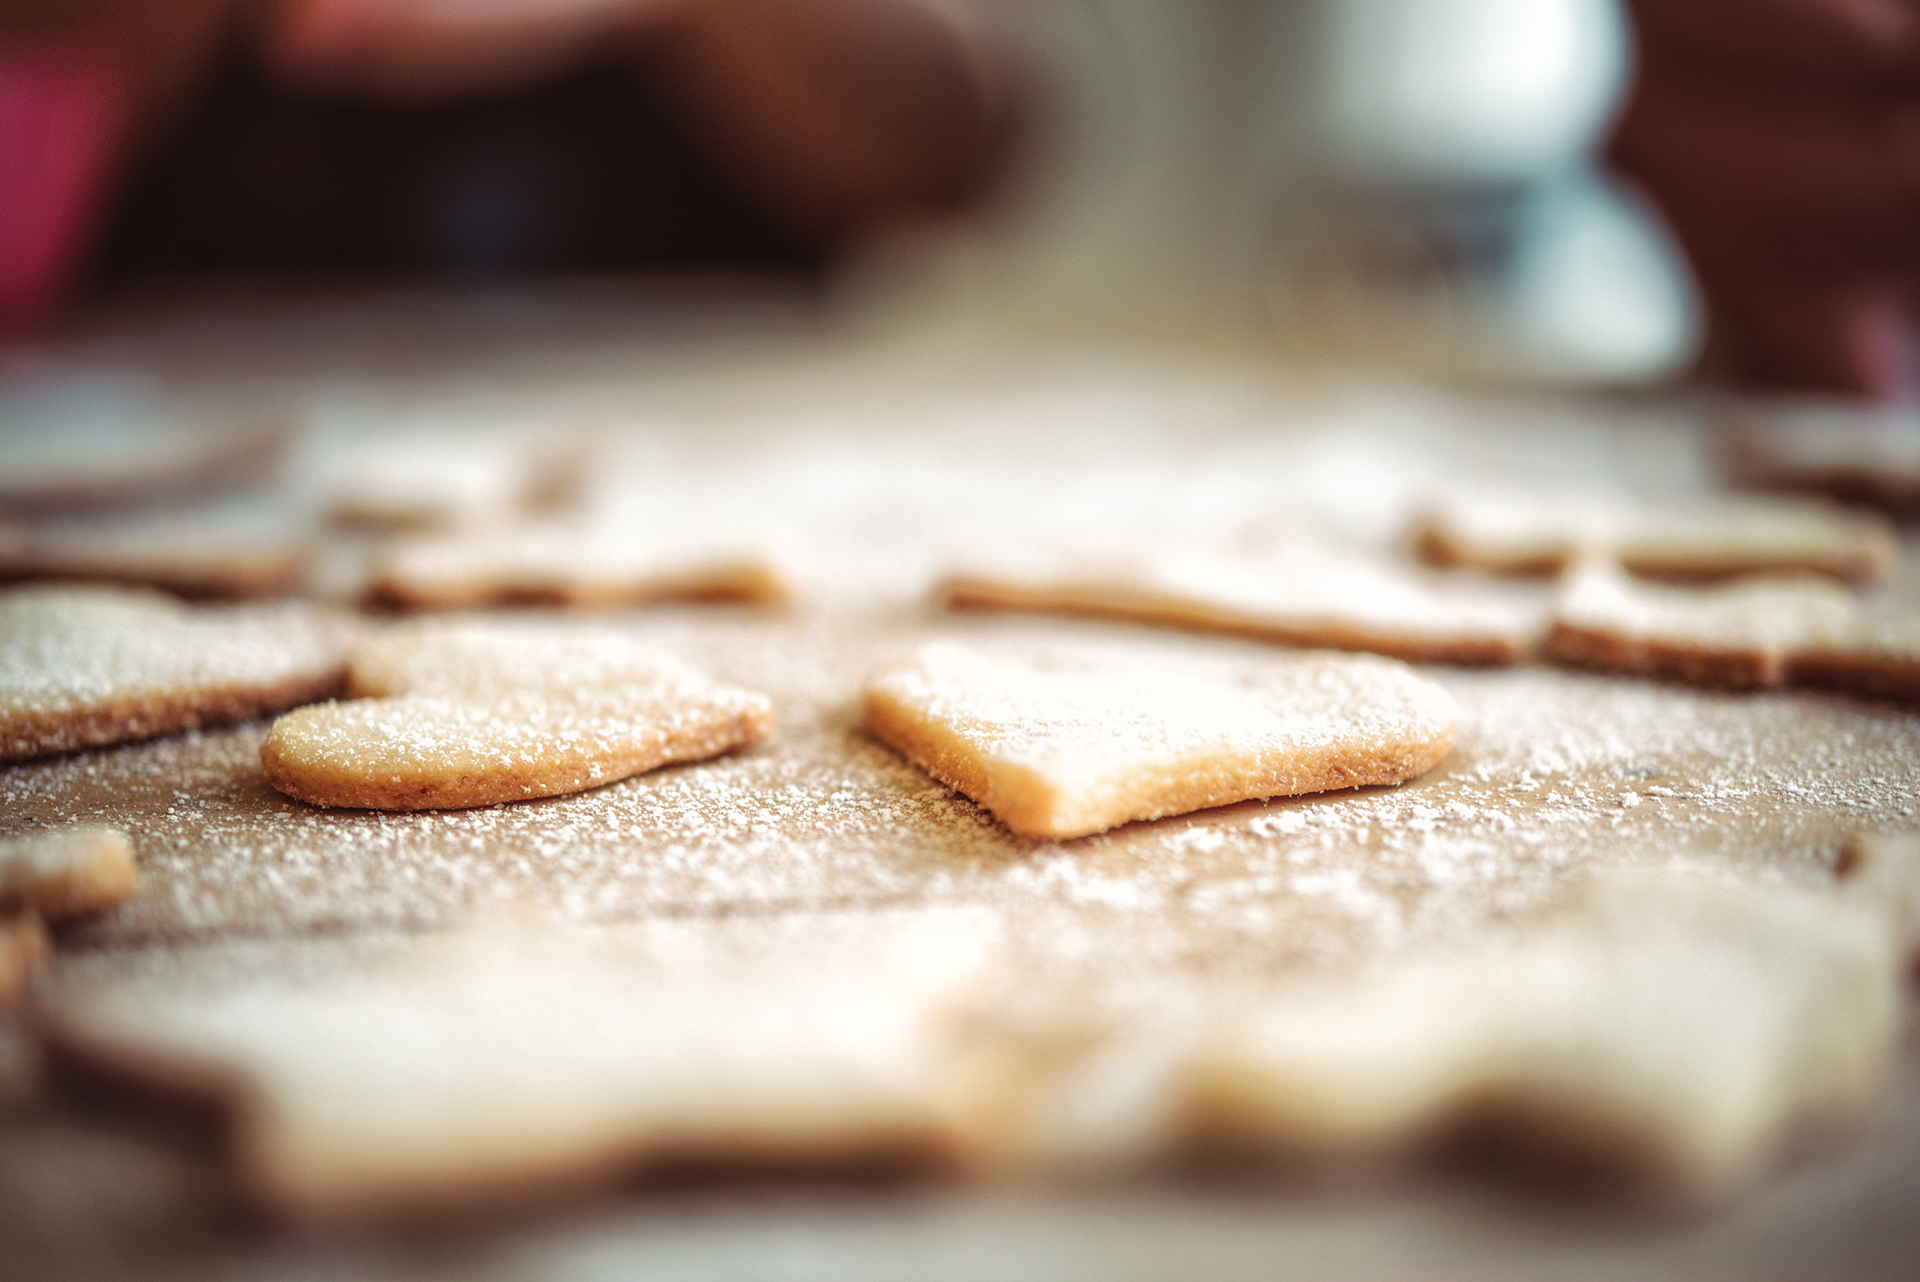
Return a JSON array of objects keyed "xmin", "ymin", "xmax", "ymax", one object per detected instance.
[{"xmin": 1, "ymin": 0, "xmax": 1701, "ymax": 388}]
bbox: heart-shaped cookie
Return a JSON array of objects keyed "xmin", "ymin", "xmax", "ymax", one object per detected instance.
[
  {"xmin": 261, "ymin": 620, "xmax": 773, "ymax": 811},
  {"xmin": 864, "ymin": 639, "xmax": 1454, "ymax": 839}
]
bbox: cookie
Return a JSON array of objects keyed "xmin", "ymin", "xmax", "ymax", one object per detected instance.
[
  {"xmin": 321, "ymin": 433, "xmax": 583, "ymax": 532},
  {"xmin": 367, "ymin": 524, "xmax": 789, "ymax": 611},
  {"xmin": 260, "ymin": 620, "xmax": 774, "ymax": 810},
  {"xmin": 1789, "ymin": 615, "xmax": 1920, "ymax": 704},
  {"xmin": 0, "ymin": 415, "xmax": 284, "ymax": 517},
  {"xmin": 0, "ymin": 826, "xmax": 138, "ymax": 920},
  {"xmin": 1835, "ymin": 832, "xmax": 1920, "ymax": 965},
  {"xmin": 0, "ymin": 517, "xmax": 307, "ymax": 599},
  {"xmin": 1182, "ymin": 871, "xmax": 1900, "ymax": 1194},
  {"xmin": 1721, "ymin": 401, "xmax": 1920, "ymax": 512},
  {"xmin": 1416, "ymin": 489, "xmax": 1896, "ymax": 584},
  {"xmin": 32, "ymin": 910, "xmax": 1007, "ymax": 1219},
  {"xmin": 0, "ymin": 916, "xmax": 50, "ymax": 1007},
  {"xmin": 1547, "ymin": 560, "xmax": 1861, "ymax": 688},
  {"xmin": 1, "ymin": 586, "xmax": 359, "ymax": 761},
  {"xmin": 862, "ymin": 640, "xmax": 1455, "ymax": 839},
  {"xmin": 942, "ymin": 544, "xmax": 1543, "ymax": 664}
]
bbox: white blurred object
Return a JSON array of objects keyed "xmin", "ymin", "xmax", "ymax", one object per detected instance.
[
  {"xmin": 1284, "ymin": 0, "xmax": 1697, "ymax": 382},
  {"xmin": 1322, "ymin": 0, "xmax": 1625, "ymax": 180},
  {"xmin": 1508, "ymin": 177, "xmax": 1698, "ymax": 381},
  {"xmin": 886, "ymin": 0, "xmax": 1698, "ymax": 384}
]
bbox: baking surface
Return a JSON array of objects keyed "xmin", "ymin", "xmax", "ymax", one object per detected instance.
[{"xmin": 4, "ymin": 312, "xmax": 1920, "ymax": 1277}]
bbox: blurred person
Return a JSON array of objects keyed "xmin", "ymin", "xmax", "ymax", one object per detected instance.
[
  {"xmin": 9, "ymin": 0, "xmax": 1920, "ymax": 403},
  {"xmin": 1612, "ymin": 0, "xmax": 1920, "ymax": 396},
  {"xmin": 0, "ymin": 0, "xmax": 1014, "ymax": 322}
]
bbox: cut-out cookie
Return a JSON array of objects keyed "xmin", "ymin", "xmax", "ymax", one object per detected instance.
[
  {"xmin": 1, "ymin": 586, "xmax": 359, "ymax": 761},
  {"xmin": 368, "ymin": 523, "xmax": 788, "ymax": 611},
  {"xmin": 0, "ymin": 826, "xmax": 138, "ymax": 920},
  {"xmin": 1790, "ymin": 615, "xmax": 1920, "ymax": 704},
  {"xmin": 1415, "ymin": 488, "xmax": 1895, "ymax": 583},
  {"xmin": 32, "ymin": 910, "xmax": 1007, "ymax": 1219},
  {"xmin": 942, "ymin": 544, "xmax": 1543, "ymax": 664},
  {"xmin": 1548, "ymin": 560, "xmax": 1860, "ymax": 688},
  {"xmin": 1182, "ymin": 871, "xmax": 1900, "ymax": 1195},
  {"xmin": 863, "ymin": 640, "xmax": 1454, "ymax": 839},
  {"xmin": 321, "ymin": 433, "xmax": 583, "ymax": 531},
  {"xmin": 1722, "ymin": 401, "xmax": 1920, "ymax": 512},
  {"xmin": 0, "ymin": 415, "xmax": 284, "ymax": 517},
  {"xmin": 1837, "ymin": 832, "xmax": 1920, "ymax": 963},
  {"xmin": 0, "ymin": 517, "xmax": 306, "ymax": 599},
  {"xmin": 0, "ymin": 916, "xmax": 49, "ymax": 1007},
  {"xmin": 261, "ymin": 621, "xmax": 774, "ymax": 810}
]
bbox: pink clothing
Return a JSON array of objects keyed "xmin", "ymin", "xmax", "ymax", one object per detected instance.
[{"xmin": 0, "ymin": 53, "xmax": 123, "ymax": 328}]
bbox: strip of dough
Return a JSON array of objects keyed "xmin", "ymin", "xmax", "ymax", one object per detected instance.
[
  {"xmin": 1417, "ymin": 488, "xmax": 1896, "ymax": 583},
  {"xmin": 943, "ymin": 545, "xmax": 1542, "ymax": 664}
]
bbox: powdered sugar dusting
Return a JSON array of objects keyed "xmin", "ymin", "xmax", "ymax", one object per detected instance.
[{"xmin": 0, "ymin": 608, "xmax": 1906, "ymax": 978}]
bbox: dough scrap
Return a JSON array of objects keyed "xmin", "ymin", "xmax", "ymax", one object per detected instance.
[
  {"xmin": 260, "ymin": 620, "xmax": 774, "ymax": 810},
  {"xmin": 1182, "ymin": 871, "xmax": 1901, "ymax": 1195},
  {"xmin": 32, "ymin": 910, "xmax": 1008, "ymax": 1220},
  {"xmin": 0, "ymin": 826, "xmax": 138, "ymax": 921},
  {"xmin": 862, "ymin": 640, "xmax": 1455, "ymax": 839},
  {"xmin": 368, "ymin": 523, "xmax": 788, "ymax": 610},
  {"xmin": 942, "ymin": 544, "xmax": 1543, "ymax": 664},
  {"xmin": 1547, "ymin": 560, "xmax": 1861, "ymax": 688},
  {"xmin": 0, "ymin": 586, "xmax": 359, "ymax": 761},
  {"xmin": 1416, "ymin": 488, "xmax": 1896, "ymax": 583}
]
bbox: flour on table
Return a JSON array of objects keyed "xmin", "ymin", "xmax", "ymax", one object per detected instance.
[
  {"xmin": 261, "ymin": 618, "xmax": 774, "ymax": 811},
  {"xmin": 863, "ymin": 639, "xmax": 1455, "ymax": 839},
  {"xmin": 0, "ymin": 586, "xmax": 359, "ymax": 761}
]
